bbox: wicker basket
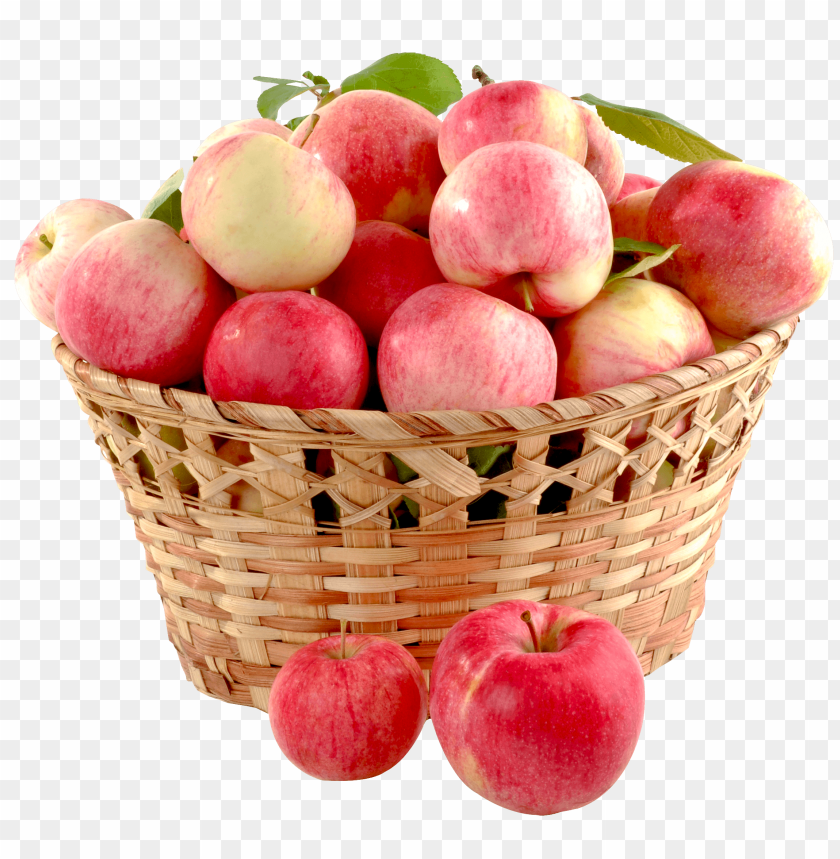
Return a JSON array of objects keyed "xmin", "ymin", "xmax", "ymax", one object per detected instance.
[{"xmin": 52, "ymin": 317, "xmax": 795, "ymax": 712}]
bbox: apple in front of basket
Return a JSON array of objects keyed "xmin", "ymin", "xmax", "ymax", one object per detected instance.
[
  {"xmin": 429, "ymin": 600, "xmax": 646, "ymax": 815},
  {"xmin": 268, "ymin": 621, "xmax": 428, "ymax": 780}
]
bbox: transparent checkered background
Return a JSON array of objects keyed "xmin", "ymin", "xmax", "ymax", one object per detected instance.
[{"xmin": 1, "ymin": 2, "xmax": 838, "ymax": 857}]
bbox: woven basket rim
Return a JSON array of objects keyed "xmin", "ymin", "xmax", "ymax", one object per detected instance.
[{"xmin": 51, "ymin": 315, "xmax": 796, "ymax": 444}]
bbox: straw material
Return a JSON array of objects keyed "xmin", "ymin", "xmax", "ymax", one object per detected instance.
[{"xmin": 53, "ymin": 316, "xmax": 795, "ymax": 712}]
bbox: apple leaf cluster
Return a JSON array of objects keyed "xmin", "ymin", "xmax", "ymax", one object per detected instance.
[{"xmin": 607, "ymin": 242, "xmax": 681, "ymax": 284}]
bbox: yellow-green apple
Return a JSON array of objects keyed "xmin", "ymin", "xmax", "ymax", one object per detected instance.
[
  {"xmin": 430, "ymin": 600, "xmax": 645, "ymax": 815},
  {"xmin": 616, "ymin": 172, "xmax": 661, "ymax": 203},
  {"xmin": 576, "ymin": 105, "xmax": 625, "ymax": 206},
  {"xmin": 646, "ymin": 160, "xmax": 833, "ymax": 339},
  {"xmin": 289, "ymin": 90, "xmax": 446, "ymax": 233},
  {"xmin": 15, "ymin": 199, "xmax": 133, "ymax": 331},
  {"xmin": 378, "ymin": 284, "xmax": 557, "ymax": 412},
  {"xmin": 552, "ymin": 278, "xmax": 714, "ymax": 446},
  {"xmin": 437, "ymin": 80, "xmax": 587, "ymax": 175},
  {"xmin": 193, "ymin": 117, "xmax": 290, "ymax": 159},
  {"xmin": 609, "ymin": 187, "xmax": 658, "ymax": 244},
  {"xmin": 429, "ymin": 141, "xmax": 612, "ymax": 317},
  {"xmin": 54, "ymin": 218, "xmax": 235, "ymax": 386},
  {"xmin": 182, "ymin": 131, "xmax": 355, "ymax": 293},
  {"xmin": 708, "ymin": 324, "xmax": 741, "ymax": 353},
  {"xmin": 268, "ymin": 627, "xmax": 427, "ymax": 780},
  {"xmin": 203, "ymin": 291, "xmax": 369, "ymax": 409},
  {"xmin": 314, "ymin": 220, "xmax": 444, "ymax": 348}
]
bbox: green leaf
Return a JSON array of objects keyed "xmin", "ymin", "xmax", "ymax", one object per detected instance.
[
  {"xmin": 303, "ymin": 71, "xmax": 330, "ymax": 87},
  {"xmin": 148, "ymin": 189, "xmax": 184, "ymax": 234},
  {"xmin": 614, "ymin": 238, "xmax": 667, "ymax": 255},
  {"xmin": 254, "ymin": 76, "xmax": 307, "ymax": 85},
  {"xmin": 256, "ymin": 82, "xmax": 311, "ymax": 120},
  {"xmin": 285, "ymin": 115, "xmax": 308, "ymax": 132},
  {"xmin": 576, "ymin": 94, "xmax": 742, "ymax": 164},
  {"xmin": 389, "ymin": 454, "xmax": 419, "ymax": 484},
  {"xmin": 340, "ymin": 52, "xmax": 462, "ymax": 115},
  {"xmin": 404, "ymin": 497, "xmax": 420, "ymax": 518},
  {"xmin": 468, "ymin": 445, "xmax": 512, "ymax": 477},
  {"xmin": 606, "ymin": 244, "xmax": 681, "ymax": 284},
  {"xmin": 141, "ymin": 168, "xmax": 183, "ymax": 220}
]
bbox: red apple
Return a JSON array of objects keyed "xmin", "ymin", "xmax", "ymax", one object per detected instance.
[
  {"xmin": 576, "ymin": 105, "xmax": 625, "ymax": 206},
  {"xmin": 609, "ymin": 187, "xmax": 658, "ymax": 244},
  {"xmin": 182, "ymin": 131, "xmax": 356, "ymax": 293},
  {"xmin": 437, "ymin": 80, "xmax": 588, "ymax": 174},
  {"xmin": 646, "ymin": 160, "xmax": 833, "ymax": 339},
  {"xmin": 15, "ymin": 199, "xmax": 133, "ymax": 331},
  {"xmin": 269, "ymin": 626, "xmax": 428, "ymax": 781},
  {"xmin": 314, "ymin": 220, "xmax": 444, "ymax": 348},
  {"xmin": 54, "ymin": 218, "xmax": 235, "ymax": 386},
  {"xmin": 203, "ymin": 291, "xmax": 369, "ymax": 409},
  {"xmin": 194, "ymin": 117, "xmax": 290, "ymax": 159},
  {"xmin": 289, "ymin": 90, "xmax": 446, "ymax": 234},
  {"xmin": 429, "ymin": 141, "xmax": 613, "ymax": 317},
  {"xmin": 378, "ymin": 284, "xmax": 557, "ymax": 412},
  {"xmin": 615, "ymin": 173, "xmax": 661, "ymax": 202},
  {"xmin": 430, "ymin": 600, "xmax": 645, "ymax": 815}
]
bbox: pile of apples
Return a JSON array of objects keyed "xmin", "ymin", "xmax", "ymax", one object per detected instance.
[{"xmin": 15, "ymin": 77, "xmax": 832, "ymax": 420}]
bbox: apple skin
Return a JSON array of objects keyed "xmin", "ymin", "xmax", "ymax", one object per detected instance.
[
  {"xmin": 437, "ymin": 80, "xmax": 588, "ymax": 175},
  {"xmin": 54, "ymin": 218, "xmax": 235, "ymax": 386},
  {"xmin": 615, "ymin": 173, "xmax": 661, "ymax": 203},
  {"xmin": 182, "ymin": 131, "xmax": 356, "ymax": 293},
  {"xmin": 646, "ymin": 160, "xmax": 833, "ymax": 339},
  {"xmin": 378, "ymin": 284, "xmax": 557, "ymax": 412},
  {"xmin": 429, "ymin": 141, "xmax": 613, "ymax": 317},
  {"xmin": 576, "ymin": 105, "xmax": 625, "ymax": 206},
  {"xmin": 203, "ymin": 291, "xmax": 369, "ymax": 409},
  {"xmin": 15, "ymin": 199, "xmax": 133, "ymax": 331},
  {"xmin": 269, "ymin": 632, "xmax": 428, "ymax": 781},
  {"xmin": 314, "ymin": 220, "xmax": 444, "ymax": 348},
  {"xmin": 193, "ymin": 117, "xmax": 290, "ymax": 159},
  {"xmin": 609, "ymin": 187, "xmax": 658, "ymax": 244},
  {"xmin": 289, "ymin": 90, "xmax": 446, "ymax": 234},
  {"xmin": 430, "ymin": 599, "xmax": 645, "ymax": 816}
]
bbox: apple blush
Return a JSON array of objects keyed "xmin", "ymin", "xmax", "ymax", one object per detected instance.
[
  {"xmin": 269, "ymin": 622, "xmax": 428, "ymax": 781},
  {"xmin": 430, "ymin": 600, "xmax": 646, "ymax": 816}
]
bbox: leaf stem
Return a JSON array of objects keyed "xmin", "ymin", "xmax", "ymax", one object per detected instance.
[
  {"xmin": 39, "ymin": 234, "xmax": 53, "ymax": 251},
  {"xmin": 472, "ymin": 65, "xmax": 495, "ymax": 87},
  {"xmin": 521, "ymin": 610, "xmax": 541, "ymax": 653},
  {"xmin": 340, "ymin": 618, "xmax": 347, "ymax": 660}
]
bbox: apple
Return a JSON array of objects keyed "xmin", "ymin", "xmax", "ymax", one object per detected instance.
[
  {"xmin": 203, "ymin": 291, "xmax": 369, "ymax": 409},
  {"xmin": 378, "ymin": 284, "xmax": 557, "ymax": 412},
  {"xmin": 576, "ymin": 105, "xmax": 625, "ymax": 206},
  {"xmin": 54, "ymin": 218, "xmax": 235, "ymax": 386},
  {"xmin": 437, "ymin": 80, "xmax": 588, "ymax": 175},
  {"xmin": 15, "ymin": 199, "xmax": 133, "ymax": 331},
  {"xmin": 708, "ymin": 324, "xmax": 742, "ymax": 353},
  {"xmin": 609, "ymin": 187, "xmax": 658, "ymax": 244},
  {"xmin": 430, "ymin": 599, "xmax": 645, "ymax": 815},
  {"xmin": 613, "ymin": 458, "xmax": 675, "ymax": 503},
  {"xmin": 646, "ymin": 160, "xmax": 833, "ymax": 339},
  {"xmin": 182, "ymin": 131, "xmax": 356, "ymax": 293},
  {"xmin": 314, "ymin": 220, "xmax": 444, "ymax": 348},
  {"xmin": 429, "ymin": 141, "xmax": 613, "ymax": 317},
  {"xmin": 552, "ymin": 277, "xmax": 714, "ymax": 446},
  {"xmin": 213, "ymin": 439, "xmax": 263, "ymax": 514},
  {"xmin": 269, "ymin": 624, "xmax": 428, "ymax": 780},
  {"xmin": 615, "ymin": 173, "xmax": 661, "ymax": 203},
  {"xmin": 289, "ymin": 90, "xmax": 446, "ymax": 234},
  {"xmin": 193, "ymin": 117, "xmax": 290, "ymax": 159}
]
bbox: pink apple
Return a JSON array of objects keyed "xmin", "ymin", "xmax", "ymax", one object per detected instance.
[
  {"xmin": 193, "ymin": 117, "xmax": 290, "ymax": 159},
  {"xmin": 437, "ymin": 80, "xmax": 588, "ymax": 174},
  {"xmin": 269, "ymin": 628, "xmax": 428, "ymax": 780},
  {"xmin": 314, "ymin": 220, "xmax": 444, "ymax": 347},
  {"xmin": 609, "ymin": 187, "xmax": 658, "ymax": 243},
  {"xmin": 576, "ymin": 105, "xmax": 625, "ymax": 206},
  {"xmin": 289, "ymin": 90, "xmax": 446, "ymax": 234},
  {"xmin": 430, "ymin": 599, "xmax": 645, "ymax": 815},
  {"xmin": 429, "ymin": 141, "xmax": 613, "ymax": 317},
  {"xmin": 378, "ymin": 284, "xmax": 557, "ymax": 412},
  {"xmin": 552, "ymin": 277, "xmax": 714, "ymax": 446},
  {"xmin": 182, "ymin": 131, "xmax": 356, "ymax": 293},
  {"xmin": 54, "ymin": 218, "xmax": 235, "ymax": 386},
  {"xmin": 203, "ymin": 291, "xmax": 369, "ymax": 409},
  {"xmin": 647, "ymin": 160, "xmax": 833, "ymax": 339},
  {"xmin": 15, "ymin": 199, "xmax": 133, "ymax": 331},
  {"xmin": 615, "ymin": 172, "xmax": 661, "ymax": 202}
]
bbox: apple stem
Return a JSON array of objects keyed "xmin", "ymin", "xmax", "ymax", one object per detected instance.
[
  {"xmin": 521, "ymin": 610, "xmax": 541, "ymax": 653},
  {"xmin": 298, "ymin": 112, "xmax": 320, "ymax": 147},
  {"xmin": 39, "ymin": 234, "xmax": 53, "ymax": 251},
  {"xmin": 340, "ymin": 618, "xmax": 347, "ymax": 660},
  {"xmin": 515, "ymin": 279, "xmax": 535, "ymax": 313},
  {"xmin": 472, "ymin": 65, "xmax": 495, "ymax": 87}
]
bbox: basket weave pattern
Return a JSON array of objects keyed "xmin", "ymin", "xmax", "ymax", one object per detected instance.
[{"xmin": 52, "ymin": 318, "xmax": 794, "ymax": 712}]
